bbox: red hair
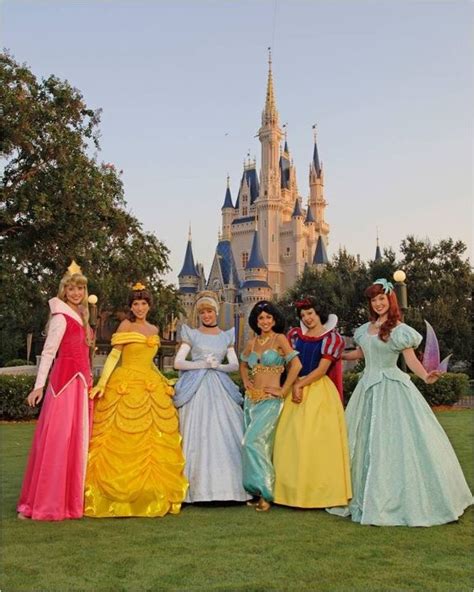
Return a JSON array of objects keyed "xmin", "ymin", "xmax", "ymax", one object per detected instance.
[{"xmin": 364, "ymin": 283, "xmax": 401, "ymax": 342}]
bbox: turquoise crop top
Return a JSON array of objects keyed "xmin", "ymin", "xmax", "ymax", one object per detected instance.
[{"xmin": 240, "ymin": 349, "xmax": 299, "ymax": 368}]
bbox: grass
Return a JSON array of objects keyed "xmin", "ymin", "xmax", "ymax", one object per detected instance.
[{"xmin": 1, "ymin": 410, "xmax": 473, "ymax": 592}]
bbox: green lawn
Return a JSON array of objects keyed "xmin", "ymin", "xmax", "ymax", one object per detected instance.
[{"xmin": 1, "ymin": 411, "xmax": 473, "ymax": 592}]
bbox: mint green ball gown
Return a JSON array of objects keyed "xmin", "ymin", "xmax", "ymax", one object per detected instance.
[{"xmin": 328, "ymin": 323, "xmax": 472, "ymax": 526}]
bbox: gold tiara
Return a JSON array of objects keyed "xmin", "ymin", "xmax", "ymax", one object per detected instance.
[
  {"xmin": 132, "ymin": 282, "xmax": 146, "ymax": 291},
  {"xmin": 67, "ymin": 260, "xmax": 82, "ymax": 275}
]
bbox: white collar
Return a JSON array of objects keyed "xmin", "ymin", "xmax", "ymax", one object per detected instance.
[
  {"xmin": 49, "ymin": 297, "xmax": 83, "ymax": 325},
  {"xmin": 300, "ymin": 313, "xmax": 338, "ymax": 336}
]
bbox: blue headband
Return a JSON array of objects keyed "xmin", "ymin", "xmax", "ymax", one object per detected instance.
[{"xmin": 373, "ymin": 278, "xmax": 393, "ymax": 294}]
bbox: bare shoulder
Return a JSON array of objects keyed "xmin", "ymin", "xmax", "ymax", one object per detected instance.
[
  {"xmin": 148, "ymin": 322, "xmax": 159, "ymax": 335},
  {"xmin": 116, "ymin": 319, "xmax": 132, "ymax": 333}
]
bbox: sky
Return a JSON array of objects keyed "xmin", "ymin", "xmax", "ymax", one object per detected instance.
[{"xmin": 1, "ymin": 0, "xmax": 472, "ymax": 285}]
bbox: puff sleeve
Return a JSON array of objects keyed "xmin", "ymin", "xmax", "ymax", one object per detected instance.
[
  {"xmin": 34, "ymin": 314, "xmax": 67, "ymax": 389},
  {"xmin": 321, "ymin": 331, "xmax": 345, "ymax": 362},
  {"xmin": 390, "ymin": 324, "xmax": 423, "ymax": 352},
  {"xmin": 353, "ymin": 323, "xmax": 369, "ymax": 347}
]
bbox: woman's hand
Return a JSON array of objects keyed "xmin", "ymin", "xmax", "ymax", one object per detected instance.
[
  {"xmin": 264, "ymin": 386, "xmax": 283, "ymax": 399},
  {"xmin": 27, "ymin": 388, "xmax": 44, "ymax": 407},
  {"xmin": 291, "ymin": 383, "xmax": 303, "ymax": 404},
  {"xmin": 424, "ymin": 370, "xmax": 442, "ymax": 384},
  {"xmin": 89, "ymin": 386, "xmax": 105, "ymax": 400}
]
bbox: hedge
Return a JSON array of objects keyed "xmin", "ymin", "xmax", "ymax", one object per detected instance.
[
  {"xmin": 343, "ymin": 371, "xmax": 469, "ymax": 407},
  {"xmin": 0, "ymin": 375, "xmax": 38, "ymax": 420},
  {"xmin": 1, "ymin": 371, "xmax": 469, "ymax": 421}
]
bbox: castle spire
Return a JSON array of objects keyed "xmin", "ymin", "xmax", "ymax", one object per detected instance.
[
  {"xmin": 374, "ymin": 229, "xmax": 382, "ymax": 261},
  {"xmin": 262, "ymin": 47, "xmax": 279, "ymax": 125},
  {"xmin": 222, "ymin": 175, "xmax": 233, "ymax": 209},
  {"xmin": 312, "ymin": 124, "xmax": 322, "ymax": 177},
  {"xmin": 178, "ymin": 228, "xmax": 199, "ymax": 278},
  {"xmin": 313, "ymin": 235, "xmax": 329, "ymax": 265},
  {"xmin": 246, "ymin": 230, "xmax": 267, "ymax": 270}
]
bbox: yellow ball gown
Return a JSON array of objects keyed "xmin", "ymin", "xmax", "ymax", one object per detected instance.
[{"xmin": 84, "ymin": 332, "xmax": 188, "ymax": 517}]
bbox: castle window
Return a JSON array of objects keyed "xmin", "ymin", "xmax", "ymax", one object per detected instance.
[
  {"xmin": 286, "ymin": 247, "xmax": 291, "ymax": 256},
  {"xmin": 243, "ymin": 195, "xmax": 248, "ymax": 203},
  {"xmin": 242, "ymin": 252, "xmax": 249, "ymax": 268},
  {"xmin": 242, "ymin": 207, "xmax": 248, "ymax": 216},
  {"xmin": 302, "ymin": 250, "xmax": 306, "ymax": 258},
  {"xmin": 272, "ymin": 234, "xmax": 275, "ymax": 242}
]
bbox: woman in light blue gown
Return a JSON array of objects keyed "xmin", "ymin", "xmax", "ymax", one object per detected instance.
[
  {"xmin": 328, "ymin": 279, "xmax": 472, "ymax": 526},
  {"xmin": 173, "ymin": 291, "xmax": 249, "ymax": 503}
]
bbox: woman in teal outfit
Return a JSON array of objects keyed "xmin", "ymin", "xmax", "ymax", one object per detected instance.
[
  {"xmin": 240, "ymin": 301, "xmax": 301, "ymax": 512},
  {"xmin": 328, "ymin": 279, "xmax": 473, "ymax": 526}
]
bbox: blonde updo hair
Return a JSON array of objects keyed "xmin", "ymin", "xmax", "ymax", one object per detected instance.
[{"xmin": 56, "ymin": 271, "xmax": 92, "ymax": 345}]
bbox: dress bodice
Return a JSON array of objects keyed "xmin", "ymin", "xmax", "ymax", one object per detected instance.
[
  {"xmin": 355, "ymin": 322, "xmax": 422, "ymax": 388},
  {"xmin": 180, "ymin": 325, "xmax": 234, "ymax": 364},
  {"xmin": 111, "ymin": 332, "xmax": 160, "ymax": 369},
  {"xmin": 289, "ymin": 327, "xmax": 344, "ymax": 376}
]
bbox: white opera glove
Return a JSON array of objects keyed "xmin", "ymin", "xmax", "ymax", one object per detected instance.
[
  {"xmin": 206, "ymin": 354, "xmax": 219, "ymax": 369},
  {"xmin": 34, "ymin": 315, "xmax": 67, "ymax": 390},
  {"xmin": 216, "ymin": 347, "xmax": 239, "ymax": 373},
  {"xmin": 174, "ymin": 343, "xmax": 210, "ymax": 370}
]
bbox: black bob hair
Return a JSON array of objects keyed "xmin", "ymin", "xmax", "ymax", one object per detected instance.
[
  {"xmin": 127, "ymin": 288, "xmax": 153, "ymax": 322},
  {"xmin": 295, "ymin": 297, "xmax": 329, "ymax": 325},
  {"xmin": 248, "ymin": 300, "xmax": 286, "ymax": 335}
]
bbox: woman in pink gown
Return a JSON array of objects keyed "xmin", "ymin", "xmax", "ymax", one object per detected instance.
[{"xmin": 17, "ymin": 263, "xmax": 94, "ymax": 520}]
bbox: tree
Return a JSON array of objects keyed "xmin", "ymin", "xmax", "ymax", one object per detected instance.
[
  {"xmin": 0, "ymin": 52, "xmax": 181, "ymax": 363},
  {"xmin": 277, "ymin": 249, "xmax": 370, "ymax": 336},
  {"xmin": 400, "ymin": 236, "xmax": 472, "ymax": 371}
]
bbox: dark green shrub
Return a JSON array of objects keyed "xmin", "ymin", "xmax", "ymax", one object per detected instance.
[
  {"xmin": 342, "ymin": 371, "xmax": 469, "ymax": 407},
  {"xmin": 3, "ymin": 359, "xmax": 34, "ymax": 367},
  {"xmin": 0, "ymin": 375, "xmax": 38, "ymax": 420},
  {"xmin": 411, "ymin": 373, "xmax": 469, "ymax": 406}
]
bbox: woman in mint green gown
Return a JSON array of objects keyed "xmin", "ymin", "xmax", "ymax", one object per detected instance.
[{"xmin": 328, "ymin": 279, "xmax": 472, "ymax": 526}]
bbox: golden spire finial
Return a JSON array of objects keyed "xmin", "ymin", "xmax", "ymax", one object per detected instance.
[
  {"xmin": 312, "ymin": 123, "xmax": 318, "ymax": 142},
  {"xmin": 188, "ymin": 223, "xmax": 192, "ymax": 241},
  {"xmin": 67, "ymin": 260, "xmax": 82, "ymax": 275},
  {"xmin": 226, "ymin": 174, "xmax": 230, "ymax": 188},
  {"xmin": 264, "ymin": 47, "xmax": 277, "ymax": 117}
]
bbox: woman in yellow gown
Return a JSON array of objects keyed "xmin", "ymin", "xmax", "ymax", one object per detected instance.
[{"xmin": 85, "ymin": 284, "xmax": 188, "ymax": 517}]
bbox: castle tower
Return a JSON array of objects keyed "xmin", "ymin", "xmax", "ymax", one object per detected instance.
[
  {"xmin": 178, "ymin": 228, "xmax": 200, "ymax": 321},
  {"xmin": 241, "ymin": 230, "xmax": 272, "ymax": 331},
  {"xmin": 256, "ymin": 50, "xmax": 284, "ymax": 295},
  {"xmin": 313, "ymin": 234, "xmax": 329, "ymax": 272},
  {"xmin": 221, "ymin": 176, "xmax": 235, "ymax": 241},
  {"xmin": 309, "ymin": 127, "xmax": 330, "ymax": 249},
  {"xmin": 304, "ymin": 201, "xmax": 316, "ymax": 265},
  {"xmin": 374, "ymin": 231, "xmax": 382, "ymax": 261}
]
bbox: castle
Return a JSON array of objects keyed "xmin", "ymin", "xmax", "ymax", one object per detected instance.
[{"xmin": 177, "ymin": 55, "xmax": 332, "ymax": 340}]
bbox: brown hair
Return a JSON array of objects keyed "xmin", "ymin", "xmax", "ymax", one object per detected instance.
[
  {"xmin": 128, "ymin": 288, "xmax": 153, "ymax": 322},
  {"xmin": 364, "ymin": 283, "xmax": 401, "ymax": 342}
]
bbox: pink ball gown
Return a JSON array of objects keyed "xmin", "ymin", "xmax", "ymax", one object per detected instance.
[{"xmin": 17, "ymin": 297, "xmax": 93, "ymax": 520}]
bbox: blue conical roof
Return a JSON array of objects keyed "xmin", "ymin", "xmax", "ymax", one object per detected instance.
[
  {"xmin": 246, "ymin": 230, "xmax": 267, "ymax": 269},
  {"xmin": 313, "ymin": 141, "xmax": 321, "ymax": 177},
  {"xmin": 292, "ymin": 198, "xmax": 303, "ymax": 218},
  {"xmin": 222, "ymin": 186, "xmax": 233, "ymax": 209},
  {"xmin": 178, "ymin": 240, "xmax": 199, "ymax": 277},
  {"xmin": 313, "ymin": 235, "xmax": 329, "ymax": 265},
  {"xmin": 305, "ymin": 204, "xmax": 315, "ymax": 223}
]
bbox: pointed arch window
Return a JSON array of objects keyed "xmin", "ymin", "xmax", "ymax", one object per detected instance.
[{"xmin": 242, "ymin": 252, "xmax": 249, "ymax": 268}]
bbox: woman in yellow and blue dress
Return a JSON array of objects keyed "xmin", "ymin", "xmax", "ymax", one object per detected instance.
[
  {"xmin": 85, "ymin": 283, "xmax": 188, "ymax": 517},
  {"xmin": 273, "ymin": 298, "xmax": 352, "ymax": 509}
]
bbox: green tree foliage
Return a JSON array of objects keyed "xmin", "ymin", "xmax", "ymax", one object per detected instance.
[
  {"xmin": 0, "ymin": 52, "xmax": 181, "ymax": 364},
  {"xmin": 400, "ymin": 236, "xmax": 472, "ymax": 371},
  {"xmin": 278, "ymin": 238, "xmax": 472, "ymax": 371}
]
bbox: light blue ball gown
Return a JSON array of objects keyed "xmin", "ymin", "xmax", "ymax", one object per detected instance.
[
  {"xmin": 173, "ymin": 325, "xmax": 249, "ymax": 502},
  {"xmin": 328, "ymin": 323, "xmax": 473, "ymax": 526}
]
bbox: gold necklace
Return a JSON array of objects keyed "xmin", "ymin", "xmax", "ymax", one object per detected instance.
[{"xmin": 257, "ymin": 334, "xmax": 271, "ymax": 346}]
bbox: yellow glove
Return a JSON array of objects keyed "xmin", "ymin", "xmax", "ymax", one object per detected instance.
[{"xmin": 89, "ymin": 348, "xmax": 121, "ymax": 399}]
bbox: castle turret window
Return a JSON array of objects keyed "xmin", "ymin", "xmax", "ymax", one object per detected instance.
[{"xmin": 242, "ymin": 252, "xmax": 249, "ymax": 267}]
